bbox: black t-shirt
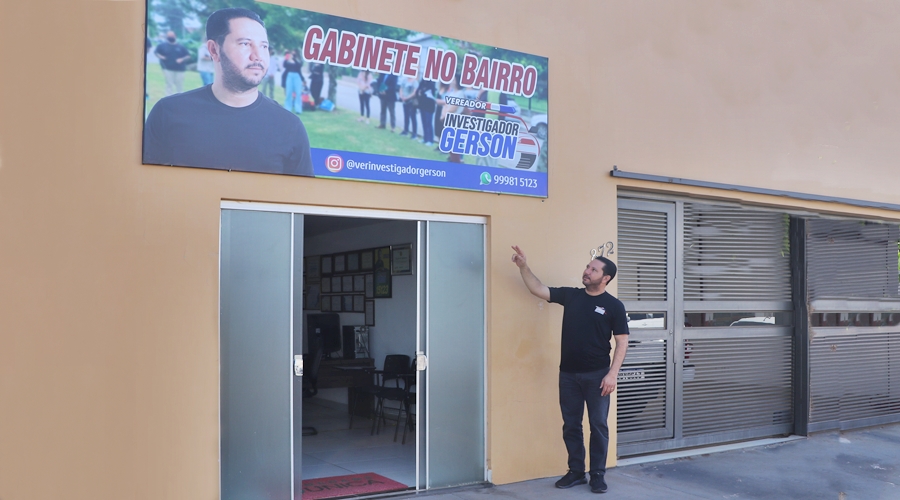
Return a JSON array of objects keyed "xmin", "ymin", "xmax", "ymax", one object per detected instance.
[
  {"xmin": 281, "ymin": 60, "xmax": 306, "ymax": 88},
  {"xmin": 417, "ymin": 80, "xmax": 436, "ymax": 113},
  {"xmin": 376, "ymin": 74, "xmax": 398, "ymax": 101},
  {"xmin": 155, "ymin": 42, "xmax": 190, "ymax": 71},
  {"xmin": 143, "ymin": 85, "xmax": 313, "ymax": 176},
  {"xmin": 548, "ymin": 287, "xmax": 629, "ymax": 373}
]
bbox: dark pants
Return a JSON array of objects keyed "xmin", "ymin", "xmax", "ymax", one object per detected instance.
[
  {"xmin": 310, "ymin": 77, "xmax": 323, "ymax": 106},
  {"xmin": 434, "ymin": 105, "xmax": 444, "ymax": 137},
  {"xmin": 559, "ymin": 368, "xmax": 610, "ymax": 475},
  {"xmin": 379, "ymin": 96, "xmax": 396, "ymax": 129},
  {"xmin": 420, "ymin": 110, "xmax": 434, "ymax": 144},
  {"xmin": 402, "ymin": 102, "xmax": 418, "ymax": 137},
  {"xmin": 359, "ymin": 93, "xmax": 371, "ymax": 118}
]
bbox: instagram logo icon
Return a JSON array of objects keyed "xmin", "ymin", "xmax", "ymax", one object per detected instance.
[{"xmin": 325, "ymin": 154, "xmax": 344, "ymax": 173}]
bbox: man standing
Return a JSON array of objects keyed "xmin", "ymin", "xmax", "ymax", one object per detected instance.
[
  {"xmin": 143, "ymin": 8, "xmax": 313, "ymax": 176},
  {"xmin": 308, "ymin": 63, "xmax": 325, "ymax": 107},
  {"xmin": 416, "ymin": 79, "xmax": 436, "ymax": 146},
  {"xmin": 375, "ymin": 72, "xmax": 398, "ymax": 131},
  {"xmin": 154, "ymin": 31, "xmax": 191, "ymax": 95},
  {"xmin": 398, "ymin": 75, "xmax": 418, "ymax": 139},
  {"xmin": 511, "ymin": 245, "xmax": 629, "ymax": 494}
]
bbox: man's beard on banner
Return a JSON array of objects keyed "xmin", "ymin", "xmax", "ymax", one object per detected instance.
[{"xmin": 220, "ymin": 49, "xmax": 266, "ymax": 94}]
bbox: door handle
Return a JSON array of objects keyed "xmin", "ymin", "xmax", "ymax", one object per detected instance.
[
  {"xmin": 416, "ymin": 351, "xmax": 428, "ymax": 371},
  {"xmin": 294, "ymin": 355, "xmax": 303, "ymax": 377}
]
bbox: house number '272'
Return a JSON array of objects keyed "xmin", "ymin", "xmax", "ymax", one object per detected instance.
[{"xmin": 590, "ymin": 241, "xmax": 615, "ymax": 258}]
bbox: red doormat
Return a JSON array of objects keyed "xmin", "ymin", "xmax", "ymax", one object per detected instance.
[{"xmin": 301, "ymin": 472, "xmax": 408, "ymax": 499}]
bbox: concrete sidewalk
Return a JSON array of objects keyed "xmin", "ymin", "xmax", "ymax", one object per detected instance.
[{"xmin": 412, "ymin": 423, "xmax": 900, "ymax": 499}]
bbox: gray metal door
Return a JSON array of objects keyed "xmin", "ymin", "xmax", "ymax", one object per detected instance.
[
  {"xmin": 616, "ymin": 199, "xmax": 675, "ymax": 443},
  {"xmin": 806, "ymin": 218, "xmax": 900, "ymax": 432},
  {"xmin": 617, "ymin": 198, "xmax": 795, "ymax": 456},
  {"xmin": 677, "ymin": 203, "xmax": 794, "ymax": 449}
]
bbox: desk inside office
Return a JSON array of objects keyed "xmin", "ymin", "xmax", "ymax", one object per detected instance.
[{"xmin": 316, "ymin": 357, "xmax": 376, "ymax": 417}]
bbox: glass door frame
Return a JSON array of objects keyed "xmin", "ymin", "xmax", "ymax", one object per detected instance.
[
  {"xmin": 420, "ymin": 220, "xmax": 488, "ymax": 488},
  {"xmin": 219, "ymin": 209, "xmax": 297, "ymax": 499},
  {"xmin": 220, "ymin": 200, "xmax": 489, "ymax": 494}
]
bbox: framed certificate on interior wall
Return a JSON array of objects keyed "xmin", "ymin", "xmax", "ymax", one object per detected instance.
[
  {"xmin": 334, "ymin": 254, "xmax": 346, "ymax": 273},
  {"xmin": 353, "ymin": 274, "xmax": 365, "ymax": 292},
  {"xmin": 373, "ymin": 269, "xmax": 391, "ymax": 298},
  {"xmin": 341, "ymin": 275, "xmax": 353, "ymax": 292},
  {"xmin": 321, "ymin": 255, "xmax": 332, "ymax": 275},
  {"xmin": 353, "ymin": 295, "xmax": 364, "ymax": 312},
  {"xmin": 305, "ymin": 256, "xmax": 321, "ymax": 283},
  {"xmin": 305, "ymin": 284, "xmax": 320, "ymax": 310},
  {"xmin": 321, "ymin": 278, "xmax": 331, "ymax": 293},
  {"xmin": 360, "ymin": 249, "xmax": 374, "ymax": 271},
  {"xmin": 331, "ymin": 295, "xmax": 342, "ymax": 312},
  {"xmin": 365, "ymin": 300, "xmax": 375, "ymax": 326},
  {"xmin": 374, "ymin": 247, "xmax": 391, "ymax": 272},
  {"xmin": 391, "ymin": 244, "xmax": 412, "ymax": 275},
  {"xmin": 346, "ymin": 252, "xmax": 360, "ymax": 272},
  {"xmin": 343, "ymin": 295, "xmax": 354, "ymax": 313},
  {"xmin": 331, "ymin": 276, "xmax": 341, "ymax": 293}
]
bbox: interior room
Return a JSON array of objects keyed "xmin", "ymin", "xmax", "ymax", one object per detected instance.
[{"xmin": 298, "ymin": 215, "xmax": 420, "ymax": 495}]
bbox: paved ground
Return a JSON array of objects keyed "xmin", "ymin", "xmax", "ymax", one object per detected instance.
[{"xmin": 408, "ymin": 423, "xmax": 900, "ymax": 499}]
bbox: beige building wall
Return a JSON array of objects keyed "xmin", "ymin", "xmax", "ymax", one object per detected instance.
[{"xmin": 2, "ymin": 1, "xmax": 900, "ymax": 499}]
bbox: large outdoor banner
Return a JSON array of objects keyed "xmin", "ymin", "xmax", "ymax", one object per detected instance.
[{"xmin": 143, "ymin": 2, "xmax": 549, "ymax": 197}]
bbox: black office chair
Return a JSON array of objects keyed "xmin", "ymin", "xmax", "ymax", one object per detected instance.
[
  {"xmin": 394, "ymin": 357, "xmax": 417, "ymax": 444},
  {"xmin": 302, "ymin": 347, "xmax": 324, "ymax": 436},
  {"xmin": 373, "ymin": 356, "xmax": 415, "ymax": 441},
  {"xmin": 348, "ymin": 354, "xmax": 411, "ymax": 431},
  {"xmin": 370, "ymin": 354, "xmax": 413, "ymax": 436}
]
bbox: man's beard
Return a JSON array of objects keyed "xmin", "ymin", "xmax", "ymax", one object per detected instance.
[
  {"xmin": 220, "ymin": 50, "xmax": 266, "ymax": 93},
  {"xmin": 583, "ymin": 274, "xmax": 602, "ymax": 287}
]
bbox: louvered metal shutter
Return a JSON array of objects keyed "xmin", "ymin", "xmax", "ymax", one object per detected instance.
[
  {"xmin": 683, "ymin": 204, "xmax": 791, "ymax": 301},
  {"xmin": 809, "ymin": 329, "xmax": 900, "ymax": 429},
  {"xmin": 617, "ymin": 339, "xmax": 669, "ymax": 437},
  {"xmin": 807, "ymin": 219, "xmax": 900, "ymax": 300},
  {"xmin": 618, "ymin": 208, "xmax": 668, "ymax": 301},
  {"xmin": 807, "ymin": 218, "xmax": 900, "ymax": 431},
  {"xmin": 681, "ymin": 204, "xmax": 794, "ymax": 441},
  {"xmin": 616, "ymin": 200, "xmax": 674, "ymax": 442}
]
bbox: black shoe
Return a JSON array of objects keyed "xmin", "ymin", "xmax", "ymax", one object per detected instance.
[
  {"xmin": 554, "ymin": 470, "xmax": 586, "ymax": 489},
  {"xmin": 589, "ymin": 473, "xmax": 607, "ymax": 493}
]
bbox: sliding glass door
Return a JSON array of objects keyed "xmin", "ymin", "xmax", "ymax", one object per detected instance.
[
  {"xmin": 422, "ymin": 221, "xmax": 486, "ymax": 488},
  {"xmin": 220, "ymin": 209, "xmax": 301, "ymax": 499}
]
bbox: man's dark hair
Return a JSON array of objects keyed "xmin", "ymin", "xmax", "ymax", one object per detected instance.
[
  {"xmin": 593, "ymin": 256, "xmax": 617, "ymax": 282},
  {"xmin": 206, "ymin": 8, "xmax": 265, "ymax": 47}
]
